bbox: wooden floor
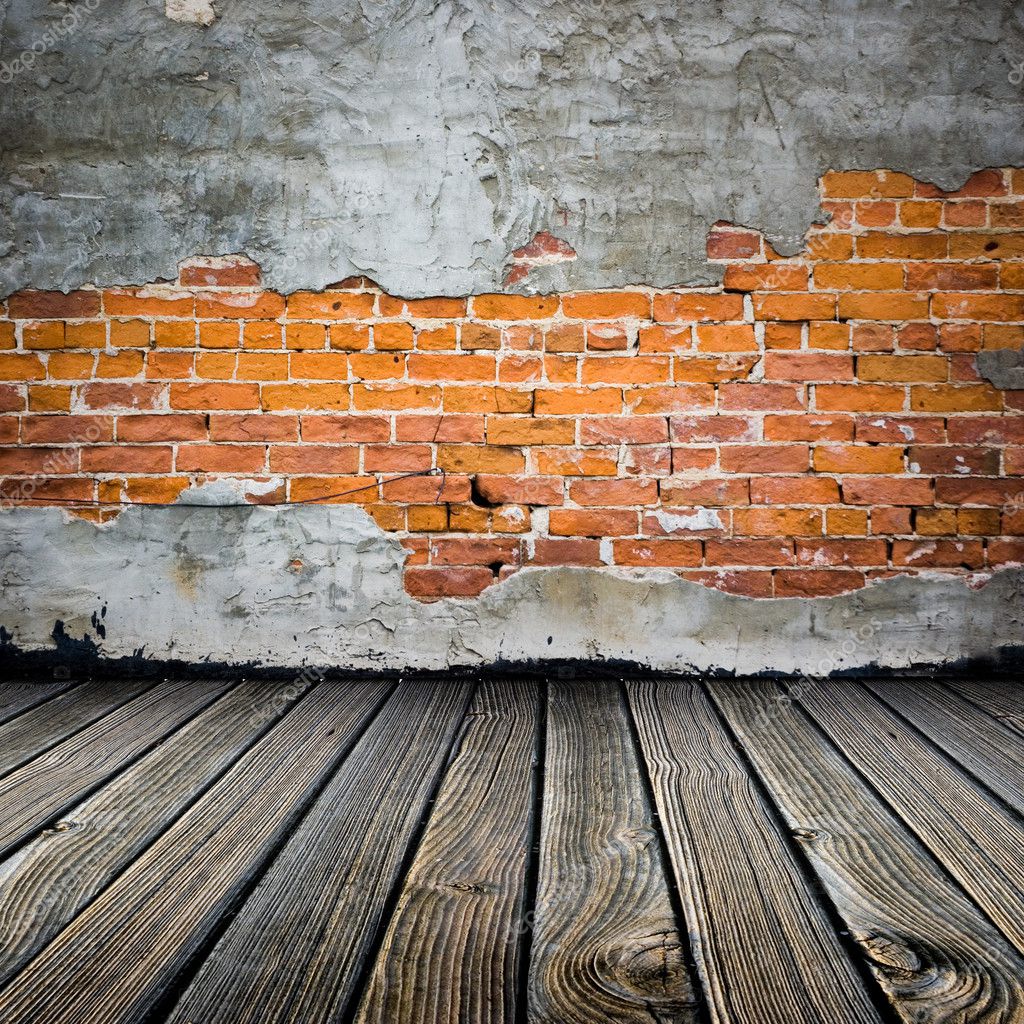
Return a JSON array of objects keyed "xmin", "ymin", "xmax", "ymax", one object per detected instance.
[{"xmin": 0, "ymin": 676, "xmax": 1021, "ymax": 1023}]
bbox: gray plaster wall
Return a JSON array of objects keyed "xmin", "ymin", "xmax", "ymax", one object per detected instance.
[
  {"xmin": 2, "ymin": 0, "xmax": 1024, "ymax": 298},
  {"xmin": 2, "ymin": 502, "xmax": 1021, "ymax": 673}
]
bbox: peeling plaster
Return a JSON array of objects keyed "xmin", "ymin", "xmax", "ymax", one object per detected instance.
[
  {"xmin": 2, "ymin": 500, "xmax": 1021, "ymax": 673},
  {"xmin": 1, "ymin": 0, "xmax": 1023, "ymax": 297},
  {"xmin": 165, "ymin": 0, "xmax": 217, "ymax": 26}
]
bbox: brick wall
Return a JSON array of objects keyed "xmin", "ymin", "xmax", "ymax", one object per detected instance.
[{"xmin": 2, "ymin": 168, "xmax": 1023, "ymax": 600}]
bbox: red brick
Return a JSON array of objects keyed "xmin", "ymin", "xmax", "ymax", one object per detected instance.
[
  {"xmin": 626, "ymin": 386, "xmax": 714, "ymax": 414},
  {"xmin": 176, "ymin": 445, "xmax": 266, "ymax": 474},
  {"xmin": 670, "ymin": 415, "xmax": 756, "ymax": 443},
  {"xmin": 674, "ymin": 357, "xmax": 759, "ymax": 383},
  {"xmin": 430, "ymin": 537, "xmax": 521, "ymax": 566},
  {"xmin": 795, "ymin": 539, "xmax": 888, "ymax": 566},
  {"xmin": 908, "ymin": 445, "xmax": 999, "ymax": 476},
  {"xmin": 81, "ymin": 383, "xmax": 164, "ymax": 410},
  {"xmin": 171, "ymin": 383, "xmax": 260, "ymax": 411},
  {"xmin": 854, "ymin": 416, "xmax": 944, "ymax": 444},
  {"xmin": 652, "ymin": 293, "xmax": 744, "ymax": 322},
  {"xmin": 394, "ymin": 414, "xmax": 483, "ymax": 443},
  {"xmin": 612, "ymin": 539, "xmax": 702, "ymax": 567},
  {"xmin": 989, "ymin": 540, "xmax": 1024, "ymax": 567},
  {"xmin": 8, "ymin": 289, "xmax": 101, "ymax": 319},
  {"xmin": 659, "ymin": 478, "xmax": 749, "ymax": 506},
  {"xmin": 946, "ymin": 417, "xmax": 1024, "ymax": 445},
  {"xmin": 892, "ymin": 540, "xmax": 984, "ymax": 568},
  {"xmin": 764, "ymin": 353, "xmax": 853, "ymax": 382},
  {"xmin": 721, "ymin": 445, "xmax": 809, "ymax": 474},
  {"xmin": 437, "ymin": 445, "xmax": 525, "ymax": 474},
  {"xmin": 179, "ymin": 257, "xmax": 261, "ymax": 288},
  {"xmin": 905, "ymin": 263, "xmax": 998, "ymax": 291},
  {"xmin": 117, "ymin": 414, "xmax": 207, "ymax": 442},
  {"xmin": 81, "ymin": 445, "xmax": 173, "ymax": 474},
  {"xmin": 404, "ymin": 566, "xmax": 495, "ymax": 599},
  {"xmin": 719, "ymin": 384, "xmax": 805, "ymax": 411},
  {"xmin": 764, "ymin": 415, "xmax": 853, "ymax": 441},
  {"xmin": 750, "ymin": 477, "xmax": 840, "ymax": 504},
  {"xmin": 548, "ymin": 508, "xmax": 637, "ymax": 536},
  {"xmin": 733, "ymin": 507, "xmax": 821, "ymax": 536},
  {"xmin": 528, "ymin": 538, "xmax": 603, "ymax": 566},
  {"xmin": 578, "ymin": 416, "xmax": 669, "ymax": 445},
  {"xmin": 707, "ymin": 226, "xmax": 763, "ymax": 260},
  {"xmin": 21, "ymin": 415, "xmax": 113, "ymax": 444},
  {"xmin": 935, "ymin": 477, "xmax": 1021, "ymax": 506},
  {"xmin": 569, "ymin": 479, "xmax": 657, "ymax": 506},
  {"xmin": 774, "ymin": 570, "xmax": 866, "ymax": 597},
  {"xmin": 704, "ymin": 539, "xmax": 795, "ymax": 566},
  {"xmin": 267, "ymin": 445, "xmax": 359, "ymax": 474},
  {"xmin": 842, "ymin": 478, "xmax": 932, "ymax": 505},
  {"xmin": 474, "ymin": 475, "xmax": 563, "ymax": 506},
  {"xmin": 211, "ymin": 414, "xmax": 299, "ymax": 442}
]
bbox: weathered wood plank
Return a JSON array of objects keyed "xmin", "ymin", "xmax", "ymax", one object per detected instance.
[
  {"xmin": 0, "ymin": 677, "xmax": 231, "ymax": 859},
  {"xmin": 353, "ymin": 679, "xmax": 539, "ymax": 1024},
  {"xmin": 528, "ymin": 680, "xmax": 699, "ymax": 1024},
  {"xmin": 0, "ymin": 680, "xmax": 80, "ymax": 726},
  {"xmin": 164, "ymin": 681, "xmax": 473, "ymax": 1024},
  {"xmin": 627, "ymin": 679, "xmax": 882, "ymax": 1024},
  {"xmin": 943, "ymin": 679, "xmax": 1024, "ymax": 735},
  {"xmin": 0, "ymin": 678, "xmax": 313, "ymax": 986},
  {"xmin": 0, "ymin": 680, "xmax": 391, "ymax": 1024},
  {"xmin": 866, "ymin": 680, "xmax": 1024, "ymax": 816},
  {"xmin": 712, "ymin": 680, "xmax": 1024, "ymax": 1023},
  {"xmin": 798, "ymin": 681, "xmax": 1024, "ymax": 956},
  {"xmin": 0, "ymin": 678, "xmax": 154, "ymax": 777}
]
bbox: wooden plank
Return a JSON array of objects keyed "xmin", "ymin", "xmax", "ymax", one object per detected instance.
[
  {"xmin": 0, "ymin": 680, "xmax": 80, "ymax": 726},
  {"xmin": 867, "ymin": 680, "xmax": 1024, "ymax": 815},
  {"xmin": 165, "ymin": 681, "xmax": 474, "ymax": 1024},
  {"xmin": 712, "ymin": 680, "xmax": 1024, "ymax": 1022},
  {"xmin": 943, "ymin": 679, "xmax": 1024, "ymax": 733},
  {"xmin": 0, "ymin": 677, "xmax": 231, "ymax": 859},
  {"xmin": 0, "ymin": 678, "xmax": 154, "ymax": 776},
  {"xmin": 0, "ymin": 678, "xmax": 315, "ymax": 987},
  {"xmin": 627, "ymin": 679, "xmax": 882, "ymax": 1024},
  {"xmin": 797, "ymin": 681, "xmax": 1024, "ymax": 956},
  {"xmin": 353, "ymin": 679, "xmax": 539, "ymax": 1024},
  {"xmin": 528, "ymin": 680, "xmax": 700, "ymax": 1024},
  {"xmin": 0, "ymin": 679, "xmax": 391, "ymax": 1024}
]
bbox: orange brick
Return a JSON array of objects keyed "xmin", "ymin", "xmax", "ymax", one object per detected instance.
[
  {"xmin": 720, "ymin": 445, "xmax": 809, "ymax": 474},
  {"xmin": 815, "ymin": 384, "xmax": 905, "ymax": 412},
  {"xmin": 854, "ymin": 200, "xmax": 897, "ymax": 227},
  {"xmin": 195, "ymin": 291, "xmax": 284, "ymax": 319},
  {"xmin": 179, "ymin": 257, "xmax": 261, "ymax": 288},
  {"xmin": 814, "ymin": 263, "xmax": 904, "ymax": 290},
  {"xmin": 407, "ymin": 354, "xmax": 496, "ymax": 381},
  {"xmin": 932, "ymin": 293, "xmax": 1024, "ymax": 322},
  {"xmin": 394, "ymin": 414, "xmax": 482, "ymax": 443},
  {"xmin": 487, "ymin": 417, "xmax": 574, "ymax": 446},
  {"xmin": 652, "ymin": 293, "xmax": 744, "ymax": 322},
  {"xmin": 843, "ymin": 478, "xmax": 932, "ymax": 505},
  {"xmin": 235, "ymin": 353, "xmax": 290, "ymax": 381},
  {"xmin": 917, "ymin": 169, "xmax": 1007, "ymax": 198},
  {"xmin": 722, "ymin": 265, "xmax": 808, "ymax": 291},
  {"xmin": 289, "ymin": 475, "xmax": 380, "ymax": 503},
  {"xmin": 695, "ymin": 323, "xmax": 756, "ymax": 352},
  {"xmin": 579, "ymin": 417, "xmax": 669, "ymax": 444},
  {"xmin": 404, "ymin": 566, "xmax": 495, "ymax": 599},
  {"xmin": 733, "ymin": 507, "xmax": 822, "ymax": 536},
  {"xmin": 858, "ymin": 354, "xmax": 949, "ymax": 383},
  {"xmin": 96, "ymin": 352, "xmax": 145, "ymax": 378},
  {"xmin": 195, "ymin": 322, "xmax": 239, "ymax": 349},
  {"xmin": 498, "ymin": 354, "xmax": 543, "ymax": 382},
  {"xmin": 839, "ymin": 292, "xmax": 929, "ymax": 321},
  {"xmin": 764, "ymin": 323, "xmax": 803, "ymax": 350},
  {"xmin": 289, "ymin": 353, "xmax": 348, "ymax": 380},
  {"xmin": 168, "ymin": 382, "xmax": 259, "ymax": 411},
  {"xmin": 764, "ymin": 415, "xmax": 853, "ymax": 442},
  {"xmin": 580, "ymin": 356, "xmax": 670, "ymax": 385},
  {"xmin": 352, "ymin": 384, "xmax": 439, "ymax": 411},
  {"xmin": 826, "ymin": 508, "xmax": 868, "ymax": 535},
  {"xmin": 534, "ymin": 387, "xmax": 621, "ymax": 415},
  {"xmin": 285, "ymin": 323, "xmax": 327, "ymax": 350},
  {"xmin": 416, "ymin": 325, "xmax": 459, "ymax": 351},
  {"xmin": 585, "ymin": 324, "xmax": 629, "ymax": 351},
  {"xmin": 804, "ymin": 231, "xmax": 854, "ymax": 261},
  {"xmin": 543, "ymin": 355, "xmax": 579, "ymax": 384},
  {"xmin": 560, "ymin": 292, "xmax": 650, "ymax": 320},
  {"xmin": 612, "ymin": 539, "xmax": 702, "ymax": 567},
  {"xmin": 706, "ymin": 226, "xmax": 763, "ymax": 260},
  {"xmin": 153, "ymin": 321, "xmax": 195, "ymax": 348},
  {"xmin": 436, "ymin": 445, "xmax": 525, "ymax": 474},
  {"xmin": 764, "ymin": 353, "xmax": 853, "ymax": 381},
  {"xmin": 268, "ymin": 445, "xmax": 359, "ymax": 474},
  {"xmin": 527, "ymin": 538, "xmax": 602, "ymax": 565},
  {"xmin": 443, "ymin": 387, "xmax": 532, "ymax": 414},
  {"xmin": 774, "ymin": 569, "xmax": 865, "ymax": 597},
  {"xmin": 407, "ymin": 505, "xmax": 448, "ymax": 532},
  {"xmin": 719, "ymin": 383, "xmax": 804, "ymax": 411},
  {"xmin": 474, "ymin": 475, "xmax": 562, "ymax": 505},
  {"xmin": 626, "ymin": 385, "xmax": 714, "ymax": 414},
  {"xmin": 471, "ymin": 294, "xmax": 559, "ymax": 320},
  {"xmin": 378, "ymin": 295, "xmax": 467, "ymax": 318},
  {"xmin": 22, "ymin": 414, "xmax": 113, "ymax": 444},
  {"xmin": 910, "ymin": 384, "xmax": 1002, "ymax": 412},
  {"xmin": 103, "ymin": 289, "xmax": 194, "ymax": 318},
  {"xmin": 814, "ymin": 444, "xmax": 904, "ymax": 474},
  {"xmin": 899, "ymin": 200, "xmax": 942, "ymax": 228},
  {"xmin": 549, "ymin": 508, "xmax": 637, "ymax": 536},
  {"xmin": 117, "ymin": 414, "xmax": 207, "ymax": 442},
  {"xmin": 674, "ymin": 356, "xmax": 758, "ymax": 383},
  {"xmin": 670, "ymin": 415, "xmax": 755, "ymax": 443},
  {"xmin": 534, "ymin": 448, "xmax": 618, "ymax": 477},
  {"xmin": 638, "ymin": 324, "xmax": 692, "ymax": 352},
  {"xmin": 906, "ymin": 263, "xmax": 998, "ymax": 291},
  {"xmin": 209, "ymin": 414, "xmax": 298, "ymax": 442},
  {"xmin": 329, "ymin": 324, "xmax": 371, "ymax": 351},
  {"xmin": 459, "ymin": 323, "xmax": 502, "ymax": 350},
  {"xmin": 80, "ymin": 382, "xmax": 163, "ymax": 410},
  {"xmin": 704, "ymin": 539, "xmax": 794, "ymax": 566},
  {"xmin": 81, "ymin": 445, "xmax": 173, "ymax": 474},
  {"xmin": 195, "ymin": 353, "xmax": 237, "ymax": 380},
  {"xmin": 569, "ymin": 479, "xmax": 657, "ymax": 506},
  {"xmin": 48, "ymin": 352, "xmax": 96, "ymax": 379},
  {"xmin": 286, "ymin": 292, "xmax": 375, "ymax": 319},
  {"xmin": 949, "ymin": 232, "xmax": 1024, "ymax": 260},
  {"xmin": 22, "ymin": 322, "xmax": 66, "ymax": 350},
  {"xmin": 383, "ymin": 474, "xmax": 470, "ymax": 504},
  {"xmin": 750, "ymin": 477, "xmax": 839, "ymax": 504},
  {"xmin": 63, "ymin": 321, "xmax": 106, "ymax": 348},
  {"xmin": 753, "ymin": 293, "xmax": 837, "ymax": 321},
  {"xmin": 660, "ymin": 478, "xmax": 749, "ymax": 506},
  {"xmin": 348, "ymin": 352, "xmax": 406, "ymax": 380},
  {"xmin": 301, "ymin": 414, "xmax": 389, "ymax": 442},
  {"xmin": 821, "ymin": 170, "xmax": 916, "ymax": 198},
  {"xmin": 856, "ymin": 233, "xmax": 948, "ymax": 260},
  {"xmin": 28, "ymin": 385, "xmax": 72, "ymax": 411},
  {"xmin": 374, "ymin": 322, "xmax": 416, "ymax": 350},
  {"xmin": 146, "ymin": 352, "xmax": 194, "ymax": 380}
]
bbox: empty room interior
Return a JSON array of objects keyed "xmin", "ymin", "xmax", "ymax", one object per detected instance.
[{"xmin": 1, "ymin": 1, "xmax": 1024, "ymax": 1021}]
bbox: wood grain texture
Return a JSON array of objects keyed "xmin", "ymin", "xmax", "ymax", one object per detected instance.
[
  {"xmin": 165, "ymin": 681, "xmax": 474, "ymax": 1024},
  {"xmin": 354, "ymin": 680, "xmax": 539, "ymax": 1024},
  {"xmin": 0, "ymin": 680, "xmax": 390, "ymax": 1024},
  {"xmin": 0, "ymin": 680, "xmax": 79, "ymax": 726},
  {"xmin": 866, "ymin": 680, "xmax": 1024, "ymax": 816},
  {"xmin": 712, "ymin": 680, "xmax": 1024, "ymax": 1024},
  {"xmin": 0, "ymin": 677, "xmax": 230, "ymax": 859},
  {"xmin": 627, "ymin": 679, "xmax": 883, "ymax": 1024},
  {"xmin": 940, "ymin": 680, "xmax": 1024, "ymax": 738},
  {"xmin": 0, "ymin": 679, "xmax": 312, "ymax": 986},
  {"xmin": 528, "ymin": 680, "xmax": 699, "ymax": 1024},
  {"xmin": 798, "ymin": 681, "xmax": 1024, "ymax": 956},
  {"xmin": 0, "ymin": 678, "xmax": 153, "ymax": 777}
]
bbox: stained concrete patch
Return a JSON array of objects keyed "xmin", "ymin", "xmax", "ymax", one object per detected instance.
[
  {"xmin": 1, "ymin": 502, "xmax": 1020, "ymax": 673},
  {"xmin": 978, "ymin": 348, "xmax": 1024, "ymax": 390},
  {"xmin": 1, "ymin": 0, "xmax": 1022, "ymax": 296},
  {"xmin": 165, "ymin": 0, "xmax": 217, "ymax": 26}
]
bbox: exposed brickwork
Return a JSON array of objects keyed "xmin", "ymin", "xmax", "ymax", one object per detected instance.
[{"xmin": 2, "ymin": 168, "xmax": 1023, "ymax": 600}]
